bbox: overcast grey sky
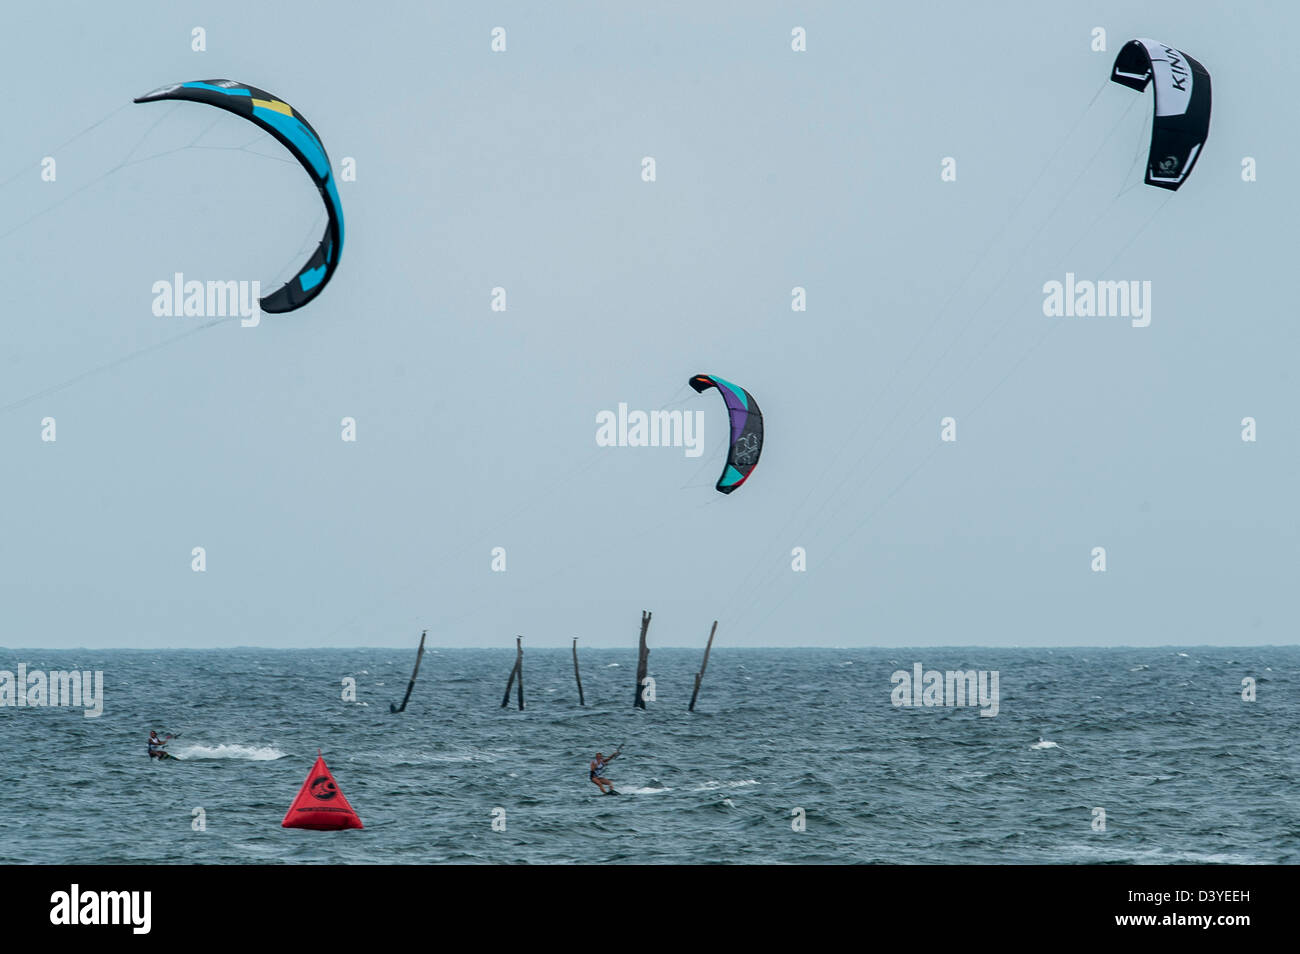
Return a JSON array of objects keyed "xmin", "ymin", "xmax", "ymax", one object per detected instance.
[{"xmin": 1, "ymin": 2, "xmax": 1296, "ymax": 648}]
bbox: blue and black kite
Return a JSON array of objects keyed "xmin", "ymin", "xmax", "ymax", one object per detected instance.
[{"xmin": 134, "ymin": 79, "xmax": 344, "ymax": 313}]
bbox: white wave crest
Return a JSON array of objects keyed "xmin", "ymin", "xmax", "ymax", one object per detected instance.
[
  {"xmin": 692, "ymin": 779, "xmax": 760, "ymax": 792},
  {"xmin": 170, "ymin": 743, "xmax": 286, "ymax": 761}
]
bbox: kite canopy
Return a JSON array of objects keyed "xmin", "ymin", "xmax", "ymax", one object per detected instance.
[
  {"xmin": 134, "ymin": 79, "xmax": 344, "ymax": 313},
  {"xmin": 689, "ymin": 374, "xmax": 763, "ymax": 494},
  {"xmin": 1109, "ymin": 40, "xmax": 1211, "ymax": 191}
]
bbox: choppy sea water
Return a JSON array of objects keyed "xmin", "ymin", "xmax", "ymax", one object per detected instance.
[{"xmin": 0, "ymin": 647, "xmax": 1294, "ymax": 864}]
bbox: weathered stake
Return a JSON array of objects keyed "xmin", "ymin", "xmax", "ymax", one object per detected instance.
[
  {"xmin": 688, "ymin": 620, "xmax": 718, "ymax": 712},
  {"xmin": 390, "ymin": 629, "xmax": 428, "ymax": 714},
  {"xmin": 514, "ymin": 635, "xmax": 525, "ymax": 711},
  {"xmin": 500, "ymin": 636, "xmax": 524, "ymax": 709},
  {"xmin": 500, "ymin": 659, "xmax": 517, "ymax": 708},
  {"xmin": 572, "ymin": 637, "xmax": 585, "ymax": 706},
  {"xmin": 633, "ymin": 610, "xmax": 651, "ymax": 709}
]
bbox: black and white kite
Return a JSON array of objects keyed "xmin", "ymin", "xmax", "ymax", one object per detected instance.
[{"xmin": 1110, "ymin": 39, "xmax": 1211, "ymax": 191}]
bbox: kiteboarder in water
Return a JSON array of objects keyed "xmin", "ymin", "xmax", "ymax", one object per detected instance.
[
  {"xmin": 148, "ymin": 730, "xmax": 174, "ymax": 760},
  {"xmin": 589, "ymin": 747, "xmax": 622, "ymax": 795}
]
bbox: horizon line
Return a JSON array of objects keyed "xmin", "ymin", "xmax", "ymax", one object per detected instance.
[{"xmin": 0, "ymin": 643, "xmax": 1294, "ymax": 652}]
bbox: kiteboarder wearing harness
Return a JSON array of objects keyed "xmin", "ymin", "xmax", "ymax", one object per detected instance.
[
  {"xmin": 589, "ymin": 746, "xmax": 622, "ymax": 795},
  {"xmin": 147, "ymin": 730, "xmax": 174, "ymax": 760}
]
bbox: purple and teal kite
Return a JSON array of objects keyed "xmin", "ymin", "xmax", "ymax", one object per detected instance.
[{"xmin": 689, "ymin": 374, "xmax": 764, "ymax": 494}]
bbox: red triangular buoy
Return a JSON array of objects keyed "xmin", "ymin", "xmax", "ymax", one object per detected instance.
[{"xmin": 281, "ymin": 754, "xmax": 363, "ymax": 830}]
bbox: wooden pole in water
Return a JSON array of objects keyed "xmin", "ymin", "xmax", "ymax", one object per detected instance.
[
  {"xmin": 633, "ymin": 610, "xmax": 651, "ymax": 709},
  {"xmin": 500, "ymin": 637, "xmax": 520, "ymax": 708},
  {"xmin": 500, "ymin": 662, "xmax": 516, "ymax": 707},
  {"xmin": 390, "ymin": 629, "xmax": 427, "ymax": 714},
  {"xmin": 514, "ymin": 635, "xmax": 525, "ymax": 711},
  {"xmin": 572, "ymin": 637, "xmax": 585, "ymax": 706},
  {"xmin": 688, "ymin": 620, "xmax": 718, "ymax": 712}
]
